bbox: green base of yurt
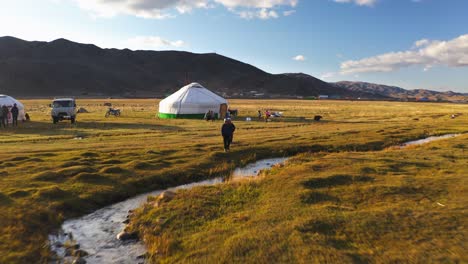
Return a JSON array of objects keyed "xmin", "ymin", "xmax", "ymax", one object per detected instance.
[{"xmin": 158, "ymin": 113, "xmax": 218, "ymax": 119}]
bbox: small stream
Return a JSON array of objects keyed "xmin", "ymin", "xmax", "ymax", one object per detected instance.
[
  {"xmin": 49, "ymin": 158, "xmax": 288, "ymax": 264},
  {"xmin": 397, "ymin": 134, "xmax": 460, "ymax": 148},
  {"xmin": 49, "ymin": 133, "xmax": 464, "ymax": 263}
]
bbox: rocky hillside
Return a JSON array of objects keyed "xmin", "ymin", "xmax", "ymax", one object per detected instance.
[
  {"xmin": 0, "ymin": 36, "xmax": 367, "ymax": 98},
  {"xmin": 333, "ymin": 81, "xmax": 467, "ymax": 102}
]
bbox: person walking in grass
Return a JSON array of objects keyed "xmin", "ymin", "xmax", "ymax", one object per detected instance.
[
  {"xmin": 11, "ymin": 103, "xmax": 19, "ymax": 127},
  {"xmin": 1, "ymin": 105, "xmax": 8, "ymax": 128},
  {"xmin": 221, "ymin": 118, "xmax": 236, "ymax": 152}
]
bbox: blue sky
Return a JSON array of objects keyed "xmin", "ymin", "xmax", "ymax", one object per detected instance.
[{"xmin": 1, "ymin": 0, "xmax": 467, "ymax": 92}]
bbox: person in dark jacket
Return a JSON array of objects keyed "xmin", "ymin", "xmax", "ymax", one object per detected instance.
[
  {"xmin": 0, "ymin": 105, "xmax": 4, "ymax": 128},
  {"xmin": 221, "ymin": 118, "xmax": 236, "ymax": 152},
  {"xmin": 11, "ymin": 103, "xmax": 19, "ymax": 127},
  {"xmin": 1, "ymin": 105, "xmax": 8, "ymax": 128}
]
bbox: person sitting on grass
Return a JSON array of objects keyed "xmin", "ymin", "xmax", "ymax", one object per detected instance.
[
  {"xmin": 204, "ymin": 110, "xmax": 211, "ymax": 121},
  {"xmin": 221, "ymin": 118, "xmax": 236, "ymax": 152},
  {"xmin": 204, "ymin": 110, "xmax": 215, "ymax": 121}
]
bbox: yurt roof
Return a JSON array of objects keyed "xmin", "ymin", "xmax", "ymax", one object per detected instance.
[
  {"xmin": 0, "ymin": 94, "xmax": 24, "ymax": 108},
  {"xmin": 162, "ymin": 83, "xmax": 226, "ymax": 104}
]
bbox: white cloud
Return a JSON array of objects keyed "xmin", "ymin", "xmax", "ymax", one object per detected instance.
[
  {"xmin": 238, "ymin": 8, "xmax": 279, "ymax": 19},
  {"xmin": 71, "ymin": 0, "xmax": 298, "ymax": 19},
  {"xmin": 72, "ymin": 0, "xmax": 201, "ymax": 19},
  {"xmin": 320, "ymin": 72, "xmax": 336, "ymax": 79},
  {"xmin": 333, "ymin": 0, "xmax": 425, "ymax": 7},
  {"xmin": 333, "ymin": 0, "xmax": 377, "ymax": 7},
  {"xmin": 293, "ymin": 55, "xmax": 306, "ymax": 61},
  {"xmin": 283, "ymin": 10, "xmax": 296, "ymax": 16},
  {"xmin": 215, "ymin": 0, "xmax": 298, "ymax": 8},
  {"xmin": 340, "ymin": 34, "xmax": 468, "ymax": 74},
  {"xmin": 125, "ymin": 36, "xmax": 186, "ymax": 50}
]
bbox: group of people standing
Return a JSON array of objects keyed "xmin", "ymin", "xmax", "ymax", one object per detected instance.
[
  {"xmin": 258, "ymin": 109, "xmax": 272, "ymax": 122},
  {"xmin": 0, "ymin": 103, "xmax": 20, "ymax": 128},
  {"xmin": 204, "ymin": 110, "xmax": 216, "ymax": 121}
]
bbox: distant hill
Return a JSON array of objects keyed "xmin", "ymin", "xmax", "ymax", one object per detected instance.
[
  {"xmin": 332, "ymin": 81, "xmax": 467, "ymax": 102},
  {"xmin": 0, "ymin": 36, "xmax": 368, "ymax": 98}
]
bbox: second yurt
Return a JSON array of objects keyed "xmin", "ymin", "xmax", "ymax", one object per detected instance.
[{"xmin": 158, "ymin": 83, "xmax": 228, "ymax": 119}]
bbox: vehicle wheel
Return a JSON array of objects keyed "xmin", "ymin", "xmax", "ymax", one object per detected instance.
[
  {"xmin": 71, "ymin": 117, "xmax": 75, "ymax": 124},
  {"xmin": 105, "ymin": 112, "xmax": 110, "ymax": 118},
  {"xmin": 116, "ymin": 112, "xmax": 120, "ymax": 116},
  {"xmin": 53, "ymin": 117, "xmax": 58, "ymax": 124}
]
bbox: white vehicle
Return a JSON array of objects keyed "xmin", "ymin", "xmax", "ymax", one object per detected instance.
[{"xmin": 50, "ymin": 98, "xmax": 77, "ymax": 124}]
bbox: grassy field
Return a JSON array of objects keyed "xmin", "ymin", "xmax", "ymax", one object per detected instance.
[
  {"xmin": 130, "ymin": 136, "xmax": 467, "ymax": 263},
  {"xmin": 0, "ymin": 99, "xmax": 466, "ymax": 263}
]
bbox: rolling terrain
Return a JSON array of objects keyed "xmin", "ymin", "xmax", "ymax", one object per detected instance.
[
  {"xmin": 1, "ymin": 37, "xmax": 465, "ymax": 102},
  {"xmin": 0, "ymin": 36, "xmax": 355, "ymax": 98},
  {"xmin": 0, "ymin": 99, "xmax": 466, "ymax": 263},
  {"xmin": 333, "ymin": 81, "xmax": 467, "ymax": 102}
]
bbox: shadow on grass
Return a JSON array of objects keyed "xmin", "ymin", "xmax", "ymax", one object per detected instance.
[
  {"xmin": 72, "ymin": 173, "xmax": 118, "ymax": 185},
  {"xmin": 34, "ymin": 166, "xmax": 97, "ymax": 182},
  {"xmin": 3, "ymin": 121, "xmax": 184, "ymax": 136},
  {"xmin": 381, "ymin": 185, "xmax": 435, "ymax": 197},
  {"xmin": 303, "ymin": 175, "xmax": 374, "ymax": 189},
  {"xmin": 60, "ymin": 161, "xmax": 94, "ymax": 168},
  {"xmin": 383, "ymin": 161, "xmax": 431, "ymax": 173},
  {"xmin": 100, "ymin": 166, "xmax": 128, "ymax": 174},
  {"xmin": 297, "ymin": 220, "xmax": 357, "ymax": 251},
  {"xmin": 301, "ymin": 191, "xmax": 338, "ymax": 204},
  {"xmin": 328, "ymin": 239, "xmax": 355, "ymax": 250},
  {"xmin": 8, "ymin": 190, "xmax": 32, "ymax": 198},
  {"xmin": 34, "ymin": 186, "xmax": 75, "ymax": 201},
  {"xmin": 348, "ymin": 253, "xmax": 371, "ymax": 264},
  {"xmin": 0, "ymin": 192, "xmax": 13, "ymax": 206},
  {"xmin": 296, "ymin": 220, "xmax": 341, "ymax": 235}
]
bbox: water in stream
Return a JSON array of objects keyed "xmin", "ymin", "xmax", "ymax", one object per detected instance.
[
  {"xmin": 49, "ymin": 158, "xmax": 288, "ymax": 264},
  {"xmin": 397, "ymin": 134, "xmax": 460, "ymax": 148}
]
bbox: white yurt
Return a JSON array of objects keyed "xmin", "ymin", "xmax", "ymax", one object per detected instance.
[
  {"xmin": 0, "ymin": 94, "xmax": 26, "ymax": 121},
  {"xmin": 158, "ymin": 83, "xmax": 228, "ymax": 119}
]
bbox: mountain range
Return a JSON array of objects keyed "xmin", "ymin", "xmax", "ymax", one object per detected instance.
[
  {"xmin": 332, "ymin": 81, "xmax": 467, "ymax": 102},
  {"xmin": 0, "ymin": 36, "xmax": 465, "ymax": 102}
]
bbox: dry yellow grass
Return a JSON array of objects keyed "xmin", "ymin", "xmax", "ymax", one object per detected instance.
[{"xmin": 0, "ymin": 99, "xmax": 466, "ymax": 263}]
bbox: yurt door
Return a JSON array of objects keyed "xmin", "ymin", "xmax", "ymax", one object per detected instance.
[{"xmin": 219, "ymin": 103, "xmax": 228, "ymax": 119}]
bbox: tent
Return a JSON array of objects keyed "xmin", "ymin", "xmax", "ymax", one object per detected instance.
[
  {"xmin": 0, "ymin": 94, "xmax": 26, "ymax": 121},
  {"xmin": 158, "ymin": 83, "xmax": 228, "ymax": 119}
]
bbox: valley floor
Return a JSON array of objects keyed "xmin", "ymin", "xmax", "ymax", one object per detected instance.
[
  {"xmin": 0, "ymin": 99, "xmax": 466, "ymax": 263},
  {"xmin": 130, "ymin": 135, "xmax": 467, "ymax": 263}
]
